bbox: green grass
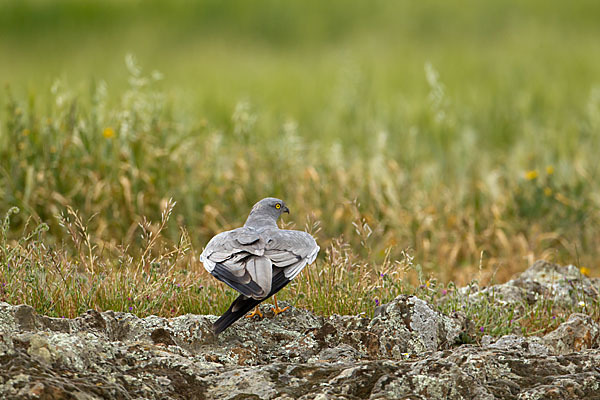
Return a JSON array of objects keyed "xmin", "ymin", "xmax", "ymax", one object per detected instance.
[
  {"xmin": 1, "ymin": 0, "xmax": 600, "ymax": 336},
  {"xmin": 2, "ymin": 205, "xmax": 598, "ymax": 340}
]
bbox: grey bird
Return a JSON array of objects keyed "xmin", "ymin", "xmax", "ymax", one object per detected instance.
[{"xmin": 200, "ymin": 197, "xmax": 319, "ymax": 334}]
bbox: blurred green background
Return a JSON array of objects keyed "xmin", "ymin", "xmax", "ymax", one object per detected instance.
[
  {"xmin": 2, "ymin": 0, "xmax": 600, "ymax": 286},
  {"xmin": 3, "ymin": 0, "xmax": 599, "ymax": 135}
]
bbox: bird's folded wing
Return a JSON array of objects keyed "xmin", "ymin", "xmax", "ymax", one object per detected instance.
[
  {"xmin": 200, "ymin": 228, "xmax": 272, "ymax": 299},
  {"xmin": 264, "ymin": 230, "xmax": 319, "ymax": 280}
]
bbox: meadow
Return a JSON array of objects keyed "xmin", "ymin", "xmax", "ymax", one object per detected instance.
[{"xmin": 1, "ymin": 0, "xmax": 600, "ymax": 336}]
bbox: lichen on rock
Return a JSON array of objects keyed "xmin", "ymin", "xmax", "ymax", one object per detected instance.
[{"xmin": 1, "ymin": 261, "xmax": 600, "ymax": 399}]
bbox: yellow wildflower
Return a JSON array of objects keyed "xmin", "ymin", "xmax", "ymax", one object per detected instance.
[
  {"xmin": 103, "ymin": 127, "xmax": 115, "ymax": 139},
  {"xmin": 580, "ymin": 267, "xmax": 590, "ymax": 277},
  {"xmin": 543, "ymin": 187, "xmax": 553, "ymax": 197},
  {"xmin": 546, "ymin": 165, "xmax": 554, "ymax": 175},
  {"xmin": 22, "ymin": 128, "xmax": 30, "ymax": 136},
  {"xmin": 525, "ymin": 170, "xmax": 538, "ymax": 180}
]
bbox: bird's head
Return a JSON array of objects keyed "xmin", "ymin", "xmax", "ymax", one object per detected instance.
[{"xmin": 245, "ymin": 197, "xmax": 289, "ymax": 227}]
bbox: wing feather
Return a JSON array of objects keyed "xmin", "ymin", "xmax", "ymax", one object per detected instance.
[
  {"xmin": 265, "ymin": 230, "xmax": 319, "ymax": 280},
  {"xmin": 245, "ymin": 256, "xmax": 272, "ymax": 297},
  {"xmin": 200, "ymin": 226, "xmax": 319, "ymax": 300},
  {"xmin": 200, "ymin": 227, "xmax": 274, "ymax": 299}
]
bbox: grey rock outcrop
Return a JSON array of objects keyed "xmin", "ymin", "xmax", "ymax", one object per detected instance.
[
  {"xmin": 1, "ymin": 261, "xmax": 599, "ymax": 399},
  {"xmin": 464, "ymin": 260, "xmax": 600, "ymax": 309}
]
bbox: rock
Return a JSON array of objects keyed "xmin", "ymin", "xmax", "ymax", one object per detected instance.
[
  {"xmin": 368, "ymin": 346, "xmax": 600, "ymax": 400},
  {"xmin": 485, "ymin": 334, "xmax": 550, "ymax": 356},
  {"xmin": 25, "ymin": 334, "xmax": 54, "ymax": 365},
  {"xmin": 468, "ymin": 260, "xmax": 598, "ymax": 309},
  {"xmin": 368, "ymin": 295, "xmax": 463, "ymax": 356},
  {"xmin": 543, "ymin": 313, "xmax": 600, "ymax": 355},
  {"xmin": 1, "ymin": 261, "xmax": 600, "ymax": 399},
  {"xmin": 311, "ymin": 344, "xmax": 362, "ymax": 363}
]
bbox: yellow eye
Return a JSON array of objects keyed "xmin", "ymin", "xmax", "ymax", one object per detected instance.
[{"xmin": 275, "ymin": 203, "xmax": 281, "ymax": 209}]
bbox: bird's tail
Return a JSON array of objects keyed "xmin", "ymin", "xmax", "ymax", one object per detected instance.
[
  {"xmin": 212, "ymin": 270, "xmax": 290, "ymax": 335},
  {"xmin": 212, "ymin": 295, "xmax": 262, "ymax": 335}
]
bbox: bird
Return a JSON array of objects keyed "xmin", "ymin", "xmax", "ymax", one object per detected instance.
[{"xmin": 200, "ymin": 197, "xmax": 319, "ymax": 335}]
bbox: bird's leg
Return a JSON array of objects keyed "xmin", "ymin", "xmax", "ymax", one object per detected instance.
[
  {"xmin": 271, "ymin": 295, "xmax": 289, "ymax": 315},
  {"xmin": 245, "ymin": 306, "xmax": 263, "ymax": 319}
]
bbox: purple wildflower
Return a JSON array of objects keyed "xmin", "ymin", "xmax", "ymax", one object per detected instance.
[
  {"xmin": 375, "ymin": 299, "xmax": 380, "ymax": 306},
  {"xmin": 480, "ymin": 327, "xmax": 485, "ymax": 333},
  {"xmin": 441, "ymin": 289, "xmax": 447, "ymax": 295}
]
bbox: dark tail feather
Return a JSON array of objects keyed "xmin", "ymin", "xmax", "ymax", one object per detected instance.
[
  {"xmin": 212, "ymin": 295, "xmax": 262, "ymax": 335},
  {"xmin": 212, "ymin": 270, "xmax": 290, "ymax": 335}
]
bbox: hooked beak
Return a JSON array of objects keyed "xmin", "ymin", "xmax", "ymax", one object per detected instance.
[{"xmin": 283, "ymin": 206, "xmax": 290, "ymax": 214}]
